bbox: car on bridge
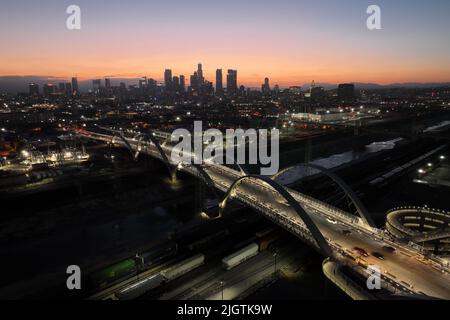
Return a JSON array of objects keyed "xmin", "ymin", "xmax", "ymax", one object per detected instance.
[
  {"xmin": 372, "ymin": 252, "xmax": 385, "ymax": 260},
  {"xmin": 353, "ymin": 247, "xmax": 369, "ymax": 257}
]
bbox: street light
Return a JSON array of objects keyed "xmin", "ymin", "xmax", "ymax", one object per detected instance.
[{"xmin": 220, "ymin": 281, "xmax": 225, "ymax": 300}]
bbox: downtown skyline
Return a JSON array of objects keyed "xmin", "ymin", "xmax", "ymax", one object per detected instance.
[{"xmin": 1, "ymin": 0, "xmax": 450, "ymax": 86}]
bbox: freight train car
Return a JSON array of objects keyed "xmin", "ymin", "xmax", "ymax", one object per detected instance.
[
  {"xmin": 90, "ymin": 259, "xmax": 136, "ymax": 289},
  {"xmin": 222, "ymin": 243, "xmax": 259, "ymax": 270},
  {"xmin": 141, "ymin": 242, "xmax": 178, "ymax": 267},
  {"xmin": 161, "ymin": 254, "xmax": 205, "ymax": 281},
  {"xmin": 116, "ymin": 273, "xmax": 165, "ymax": 300}
]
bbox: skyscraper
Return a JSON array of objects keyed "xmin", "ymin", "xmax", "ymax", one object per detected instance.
[
  {"xmin": 43, "ymin": 84, "xmax": 55, "ymax": 97},
  {"xmin": 164, "ymin": 69, "xmax": 172, "ymax": 89},
  {"xmin": 172, "ymin": 76, "xmax": 180, "ymax": 91},
  {"xmin": 71, "ymin": 77, "xmax": 79, "ymax": 95},
  {"xmin": 197, "ymin": 63, "xmax": 204, "ymax": 84},
  {"xmin": 216, "ymin": 69, "xmax": 223, "ymax": 93},
  {"xmin": 105, "ymin": 78, "xmax": 111, "ymax": 88},
  {"xmin": 190, "ymin": 72, "xmax": 199, "ymax": 91},
  {"xmin": 179, "ymin": 75, "xmax": 185, "ymax": 92},
  {"xmin": 262, "ymin": 77, "xmax": 270, "ymax": 94},
  {"xmin": 29, "ymin": 83, "xmax": 39, "ymax": 96},
  {"xmin": 227, "ymin": 69, "xmax": 238, "ymax": 94}
]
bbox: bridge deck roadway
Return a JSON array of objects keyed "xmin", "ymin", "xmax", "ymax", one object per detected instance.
[{"xmin": 80, "ymin": 131, "xmax": 450, "ymax": 299}]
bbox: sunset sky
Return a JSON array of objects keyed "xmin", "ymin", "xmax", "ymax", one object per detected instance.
[{"xmin": 1, "ymin": 0, "xmax": 450, "ymax": 86}]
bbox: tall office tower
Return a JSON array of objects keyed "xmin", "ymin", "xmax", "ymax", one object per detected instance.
[
  {"xmin": 29, "ymin": 83, "xmax": 39, "ymax": 96},
  {"xmin": 59, "ymin": 82, "xmax": 66, "ymax": 93},
  {"xmin": 105, "ymin": 78, "xmax": 111, "ymax": 88},
  {"xmin": 338, "ymin": 83, "xmax": 355, "ymax": 102},
  {"xmin": 179, "ymin": 75, "xmax": 186, "ymax": 92},
  {"xmin": 216, "ymin": 69, "xmax": 223, "ymax": 93},
  {"xmin": 164, "ymin": 69, "xmax": 172, "ymax": 89},
  {"xmin": 197, "ymin": 63, "xmax": 204, "ymax": 84},
  {"xmin": 65, "ymin": 83, "xmax": 72, "ymax": 96},
  {"xmin": 172, "ymin": 76, "xmax": 180, "ymax": 91},
  {"xmin": 92, "ymin": 79, "xmax": 102, "ymax": 93},
  {"xmin": 226, "ymin": 69, "xmax": 238, "ymax": 94},
  {"xmin": 190, "ymin": 72, "xmax": 199, "ymax": 91},
  {"xmin": 43, "ymin": 84, "xmax": 55, "ymax": 97},
  {"xmin": 71, "ymin": 77, "xmax": 79, "ymax": 95},
  {"xmin": 262, "ymin": 77, "xmax": 270, "ymax": 94}
]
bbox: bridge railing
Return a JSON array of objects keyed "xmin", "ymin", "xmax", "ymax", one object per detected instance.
[
  {"xmin": 234, "ymin": 190, "xmax": 320, "ymax": 250},
  {"xmin": 336, "ymin": 255, "xmax": 419, "ymax": 297}
]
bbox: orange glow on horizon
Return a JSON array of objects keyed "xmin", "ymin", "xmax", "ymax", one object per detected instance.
[
  {"xmin": 1, "ymin": 42, "xmax": 450, "ymax": 86},
  {"xmin": 2, "ymin": 1, "xmax": 450, "ymax": 87}
]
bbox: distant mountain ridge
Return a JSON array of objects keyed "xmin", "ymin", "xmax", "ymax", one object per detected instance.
[
  {"xmin": 0, "ymin": 76, "xmax": 144, "ymax": 94},
  {"xmin": 301, "ymin": 82, "xmax": 450, "ymax": 90},
  {"xmin": 0, "ymin": 75, "xmax": 449, "ymax": 94}
]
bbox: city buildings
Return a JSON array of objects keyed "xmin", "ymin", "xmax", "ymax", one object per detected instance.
[
  {"xmin": 92, "ymin": 79, "xmax": 102, "ymax": 93},
  {"xmin": 29, "ymin": 83, "xmax": 39, "ymax": 96},
  {"xmin": 262, "ymin": 77, "xmax": 270, "ymax": 95},
  {"xmin": 338, "ymin": 83, "xmax": 355, "ymax": 102},
  {"xmin": 227, "ymin": 69, "xmax": 238, "ymax": 94},
  {"xmin": 216, "ymin": 69, "xmax": 223, "ymax": 94},
  {"xmin": 71, "ymin": 77, "xmax": 79, "ymax": 95},
  {"xmin": 164, "ymin": 69, "xmax": 172, "ymax": 89},
  {"xmin": 43, "ymin": 84, "xmax": 55, "ymax": 97}
]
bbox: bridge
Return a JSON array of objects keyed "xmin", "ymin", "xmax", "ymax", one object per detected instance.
[{"xmin": 77, "ymin": 128, "xmax": 450, "ymax": 300}]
